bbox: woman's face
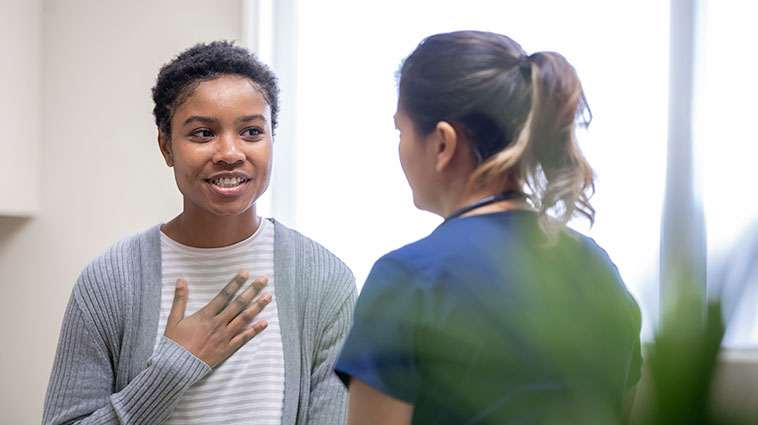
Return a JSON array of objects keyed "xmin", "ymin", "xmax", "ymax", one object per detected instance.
[
  {"xmin": 159, "ymin": 74, "xmax": 273, "ymax": 220},
  {"xmin": 395, "ymin": 104, "xmax": 438, "ymax": 213}
]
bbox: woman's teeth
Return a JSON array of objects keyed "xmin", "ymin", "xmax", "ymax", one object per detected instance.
[{"xmin": 211, "ymin": 177, "xmax": 246, "ymax": 187}]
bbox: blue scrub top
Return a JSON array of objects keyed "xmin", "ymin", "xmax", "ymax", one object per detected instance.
[{"xmin": 335, "ymin": 210, "xmax": 642, "ymax": 425}]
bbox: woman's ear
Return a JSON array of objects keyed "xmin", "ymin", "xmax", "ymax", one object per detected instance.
[
  {"xmin": 429, "ymin": 121, "xmax": 458, "ymax": 172},
  {"xmin": 158, "ymin": 132, "xmax": 174, "ymax": 167}
]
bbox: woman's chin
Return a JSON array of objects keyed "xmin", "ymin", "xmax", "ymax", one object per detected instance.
[
  {"xmin": 185, "ymin": 201, "xmax": 257, "ymax": 220},
  {"xmin": 213, "ymin": 205, "xmax": 257, "ymax": 218},
  {"xmin": 412, "ymin": 197, "xmax": 440, "ymax": 217}
]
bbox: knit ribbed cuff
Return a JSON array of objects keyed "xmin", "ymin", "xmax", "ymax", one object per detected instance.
[
  {"xmin": 109, "ymin": 337, "xmax": 211, "ymax": 422},
  {"xmin": 148, "ymin": 336, "xmax": 211, "ymax": 380}
]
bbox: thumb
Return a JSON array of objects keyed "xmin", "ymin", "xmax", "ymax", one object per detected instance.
[{"xmin": 167, "ymin": 278, "xmax": 188, "ymax": 327}]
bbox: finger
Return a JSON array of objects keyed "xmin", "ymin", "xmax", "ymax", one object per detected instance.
[
  {"xmin": 166, "ymin": 278, "xmax": 188, "ymax": 328},
  {"xmin": 206, "ymin": 270, "xmax": 250, "ymax": 314},
  {"xmin": 218, "ymin": 276, "xmax": 268, "ymax": 323},
  {"xmin": 230, "ymin": 319, "xmax": 269, "ymax": 348},
  {"xmin": 227, "ymin": 292, "xmax": 272, "ymax": 332}
]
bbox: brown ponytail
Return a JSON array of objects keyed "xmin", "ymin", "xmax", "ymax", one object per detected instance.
[
  {"xmin": 470, "ymin": 51, "xmax": 595, "ymax": 241},
  {"xmin": 399, "ymin": 31, "xmax": 595, "ymax": 242}
]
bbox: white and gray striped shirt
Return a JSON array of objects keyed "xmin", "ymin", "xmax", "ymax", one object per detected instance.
[{"xmin": 155, "ymin": 218, "xmax": 284, "ymax": 425}]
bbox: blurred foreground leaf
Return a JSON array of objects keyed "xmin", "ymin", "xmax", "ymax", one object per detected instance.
[{"xmin": 637, "ymin": 280, "xmax": 758, "ymax": 425}]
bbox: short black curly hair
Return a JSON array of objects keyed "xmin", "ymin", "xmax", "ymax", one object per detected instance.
[{"xmin": 152, "ymin": 40, "xmax": 280, "ymax": 138}]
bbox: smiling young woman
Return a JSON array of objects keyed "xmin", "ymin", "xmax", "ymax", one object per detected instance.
[
  {"xmin": 42, "ymin": 41, "xmax": 356, "ymax": 425},
  {"xmin": 158, "ymin": 74, "xmax": 274, "ymax": 247}
]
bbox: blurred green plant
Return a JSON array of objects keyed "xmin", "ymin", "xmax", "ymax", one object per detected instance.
[{"xmin": 632, "ymin": 282, "xmax": 757, "ymax": 425}]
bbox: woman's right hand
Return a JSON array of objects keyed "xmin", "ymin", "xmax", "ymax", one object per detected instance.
[{"xmin": 164, "ymin": 270, "xmax": 271, "ymax": 368}]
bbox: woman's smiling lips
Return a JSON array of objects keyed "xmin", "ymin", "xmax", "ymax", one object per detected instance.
[{"xmin": 206, "ymin": 173, "xmax": 251, "ymax": 196}]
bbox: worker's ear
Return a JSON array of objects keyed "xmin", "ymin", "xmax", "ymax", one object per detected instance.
[
  {"xmin": 428, "ymin": 120, "xmax": 459, "ymax": 173},
  {"xmin": 158, "ymin": 132, "xmax": 173, "ymax": 167}
]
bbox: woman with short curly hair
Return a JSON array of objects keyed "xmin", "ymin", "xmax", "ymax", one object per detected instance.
[{"xmin": 43, "ymin": 41, "xmax": 356, "ymax": 425}]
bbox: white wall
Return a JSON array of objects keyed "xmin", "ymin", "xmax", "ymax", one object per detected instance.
[
  {"xmin": 0, "ymin": 0, "xmax": 41, "ymax": 216},
  {"xmin": 0, "ymin": 1, "xmax": 243, "ymax": 422}
]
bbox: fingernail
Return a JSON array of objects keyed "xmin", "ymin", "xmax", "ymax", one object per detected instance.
[{"xmin": 262, "ymin": 293, "xmax": 272, "ymax": 302}]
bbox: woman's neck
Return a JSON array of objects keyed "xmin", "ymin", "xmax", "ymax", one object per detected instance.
[
  {"xmin": 161, "ymin": 208, "xmax": 261, "ymax": 248},
  {"xmin": 442, "ymin": 187, "xmax": 529, "ymax": 219}
]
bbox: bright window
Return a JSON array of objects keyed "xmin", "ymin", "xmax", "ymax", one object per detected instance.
[{"xmin": 697, "ymin": 0, "xmax": 758, "ymax": 347}]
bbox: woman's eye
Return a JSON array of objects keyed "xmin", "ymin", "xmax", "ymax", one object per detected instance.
[
  {"xmin": 191, "ymin": 129, "xmax": 214, "ymax": 138},
  {"xmin": 242, "ymin": 128, "xmax": 263, "ymax": 138}
]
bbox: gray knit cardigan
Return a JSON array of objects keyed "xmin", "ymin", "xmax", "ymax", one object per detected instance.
[{"xmin": 42, "ymin": 220, "xmax": 357, "ymax": 425}]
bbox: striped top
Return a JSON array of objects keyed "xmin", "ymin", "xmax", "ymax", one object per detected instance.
[{"xmin": 156, "ymin": 218, "xmax": 285, "ymax": 424}]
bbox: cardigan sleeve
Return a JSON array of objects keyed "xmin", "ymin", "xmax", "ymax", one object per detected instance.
[
  {"xmin": 42, "ymin": 280, "xmax": 210, "ymax": 425},
  {"xmin": 304, "ymin": 272, "xmax": 357, "ymax": 425}
]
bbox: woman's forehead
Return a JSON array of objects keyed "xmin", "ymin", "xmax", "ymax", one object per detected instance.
[{"xmin": 174, "ymin": 76, "xmax": 271, "ymax": 120}]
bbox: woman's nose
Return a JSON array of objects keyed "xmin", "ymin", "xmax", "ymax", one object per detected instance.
[{"xmin": 213, "ymin": 133, "xmax": 245, "ymax": 165}]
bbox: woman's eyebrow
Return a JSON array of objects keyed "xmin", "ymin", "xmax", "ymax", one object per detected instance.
[
  {"xmin": 182, "ymin": 115, "xmax": 267, "ymax": 126},
  {"xmin": 183, "ymin": 116, "xmax": 217, "ymax": 126},
  {"xmin": 237, "ymin": 114, "xmax": 267, "ymax": 124}
]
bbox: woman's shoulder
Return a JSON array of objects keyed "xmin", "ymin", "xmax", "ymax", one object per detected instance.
[
  {"xmin": 558, "ymin": 228, "xmax": 623, "ymax": 279},
  {"xmin": 363, "ymin": 238, "xmax": 444, "ymax": 294},
  {"xmin": 368, "ymin": 220, "xmax": 488, "ymax": 283},
  {"xmin": 272, "ymin": 219, "xmax": 349, "ymax": 268},
  {"xmin": 558, "ymin": 228, "xmax": 642, "ymax": 323},
  {"xmin": 75, "ymin": 225, "xmax": 161, "ymax": 297},
  {"xmin": 271, "ymin": 219, "xmax": 356, "ymax": 292},
  {"xmin": 81, "ymin": 225, "xmax": 160, "ymax": 273},
  {"xmin": 68, "ymin": 225, "xmax": 161, "ymax": 330}
]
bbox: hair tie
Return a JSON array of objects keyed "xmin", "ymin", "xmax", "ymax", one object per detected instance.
[{"xmin": 518, "ymin": 55, "xmax": 532, "ymax": 80}]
